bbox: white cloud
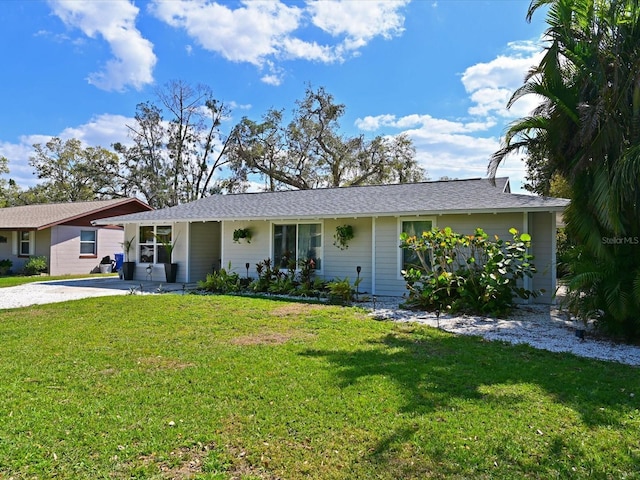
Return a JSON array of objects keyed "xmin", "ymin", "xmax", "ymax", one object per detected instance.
[
  {"xmin": 0, "ymin": 141, "xmax": 40, "ymax": 187},
  {"xmin": 227, "ymin": 101, "xmax": 252, "ymax": 111},
  {"xmin": 150, "ymin": 0, "xmax": 410, "ymax": 85},
  {"xmin": 461, "ymin": 41, "xmax": 545, "ymax": 119},
  {"xmin": 48, "ymin": 0, "xmax": 156, "ymax": 91},
  {"xmin": 308, "ymin": 0, "xmax": 409, "ymax": 53},
  {"xmin": 56, "ymin": 114, "xmax": 133, "ymax": 146},
  {"xmin": 150, "ymin": 1, "xmax": 302, "ymax": 65},
  {"xmin": 356, "ymin": 114, "xmax": 496, "ymax": 134},
  {"xmin": 0, "ymin": 114, "xmax": 135, "ymax": 188},
  {"xmin": 281, "ymin": 37, "xmax": 335, "ymax": 62}
]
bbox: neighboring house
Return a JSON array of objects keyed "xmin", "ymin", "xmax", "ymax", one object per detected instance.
[
  {"xmin": 96, "ymin": 178, "xmax": 569, "ymax": 302},
  {"xmin": 0, "ymin": 198, "xmax": 153, "ymax": 275}
]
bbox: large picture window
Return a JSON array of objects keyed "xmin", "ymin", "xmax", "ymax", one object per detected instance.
[
  {"xmin": 401, "ymin": 220, "xmax": 433, "ymax": 272},
  {"xmin": 80, "ymin": 230, "xmax": 97, "ymax": 255},
  {"xmin": 139, "ymin": 225, "xmax": 173, "ymax": 264},
  {"xmin": 273, "ymin": 223, "xmax": 322, "ymax": 270}
]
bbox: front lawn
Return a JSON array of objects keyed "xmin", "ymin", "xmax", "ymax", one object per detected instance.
[
  {"xmin": 0, "ymin": 273, "xmax": 117, "ymax": 288},
  {"xmin": 0, "ymin": 295, "xmax": 638, "ymax": 479}
]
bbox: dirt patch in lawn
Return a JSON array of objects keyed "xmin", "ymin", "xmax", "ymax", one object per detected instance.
[
  {"xmin": 269, "ymin": 303, "xmax": 326, "ymax": 317},
  {"xmin": 136, "ymin": 442, "xmax": 216, "ymax": 479},
  {"xmin": 230, "ymin": 332, "xmax": 294, "ymax": 346}
]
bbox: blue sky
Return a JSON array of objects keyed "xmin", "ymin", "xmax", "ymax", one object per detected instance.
[{"xmin": 0, "ymin": 0, "xmax": 548, "ymax": 194}]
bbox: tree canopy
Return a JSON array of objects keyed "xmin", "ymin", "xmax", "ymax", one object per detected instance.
[
  {"xmin": 0, "ymin": 82, "xmax": 426, "ymax": 210},
  {"xmin": 490, "ymin": 0, "xmax": 640, "ymax": 339},
  {"xmin": 114, "ymin": 80, "xmax": 235, "ymax": 208},
  {"xmin": 29, "ymin": 137, "xmax": 121, "ymax": 202},
  {"xmin": 227, "ymin": 86, "xmax": 426, "ymax": 191}
]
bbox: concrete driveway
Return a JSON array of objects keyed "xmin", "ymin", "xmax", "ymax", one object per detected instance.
[{"xmin": 0, "ymin": 276, "xmax": 193, "ymax": 309}]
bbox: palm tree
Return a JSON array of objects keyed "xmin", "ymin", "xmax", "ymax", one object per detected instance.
[{"xmin": 490, "ymin": 0, "xmax": 640, "ymax": 339}]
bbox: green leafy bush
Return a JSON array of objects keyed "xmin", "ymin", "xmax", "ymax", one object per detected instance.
[
  {"xmin": 327, "ymin": 276, "xmax": 362, "ymax": 305},
  {"xmin": 251, "ymin": 258, "xmax": 283, "ymax": 293},
  {"xmin": 198, "ymin": 265, "xmax": 241, "ymax": 294},
  {"xmin": 250, "ymin": 258, "xmax": 325, "ymax": 297},
  {"xmin": 400, "ymin": 227, "xmax": 539, "ymax": 316},
  {"xmin": 23, "ymin": 256, "xmax": 48, "ymax": 276}
]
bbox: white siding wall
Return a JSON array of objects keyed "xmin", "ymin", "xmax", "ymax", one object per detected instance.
[
  {"xmin": 323, "ymin": 218, "xmax": 372, "ymax": 293},
  {"xmin": 222, "ymin": 221, "xmax": 272, "ymax": 278},
  {"xmin": 438, "ymin": 213, "xmax": 523, "ymax": 238},
  {"xmin": 373, "ymin": 217, "xmax": 406, "ymax": 296}
]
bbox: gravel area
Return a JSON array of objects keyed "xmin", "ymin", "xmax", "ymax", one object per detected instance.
[{"xmin": 363, "ymin": 296, "xmax": 640, "ymax": 367}]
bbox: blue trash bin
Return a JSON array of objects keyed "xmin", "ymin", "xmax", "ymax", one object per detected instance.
[{"xmin": 114, "ymin": 253, "xmax": 124, "ymax": 272}]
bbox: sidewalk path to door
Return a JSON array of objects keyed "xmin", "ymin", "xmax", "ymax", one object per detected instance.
[{"xmin": 0, "ymin": 277, "xmax": 192, "ymax": 309}]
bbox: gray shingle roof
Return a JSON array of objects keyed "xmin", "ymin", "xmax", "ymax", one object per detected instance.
[
  {"xmin": 96, "ymin": 178, "xmax": 569, "ymax": 225},
  {"xmin": 0, "ymin": 198, "xmax": 147, "ymax": 230}
]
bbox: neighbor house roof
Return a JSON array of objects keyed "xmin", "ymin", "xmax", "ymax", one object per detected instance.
[
  {"xmin": 0, "ymin": 198, "xmax": 152, "ymax": 230},
  {"xmin": 95, "ymin": 178, "xmax": 569, "ymax": 225}
]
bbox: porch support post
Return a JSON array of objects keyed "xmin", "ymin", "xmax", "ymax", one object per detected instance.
[
  {"xmin": 523, "ymin": 212, "xmax": 531, "ymax": 302},
  {"xmin": 371, "ymin": 217, "xmax": 376, "ymax": 295},
  {"xmin": 550, "ymin": 212, "xmax": 558, "ymax": 304},
  {"xmin": 185, "ymin": 222, "xmax": 191, "ymax": 283}
]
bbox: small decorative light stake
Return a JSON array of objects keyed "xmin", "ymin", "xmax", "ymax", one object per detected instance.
[
  {"xmin": 146, "ymin": 264, "xmax": 153, "ymax": 281},
  {"xmin": 356, "ymin": 266, "xmax": 362, "ymax": 300},
  {"xmin": 245, "ymin": 262, "xmax": 250, "ymax": 279},
  {"xmin": 372, "ymin": 295, "xmax": 376, "ymax": 312}
]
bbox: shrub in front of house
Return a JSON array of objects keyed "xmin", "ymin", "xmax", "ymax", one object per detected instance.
[
  {"xmin": 250, "ymin": 258, "xmax": 325, "ymax": 297},
  {"xmin": 400, "ymin": 227, "xmax": 539, "ymax": 317},
  {"xmin": 23, "ymin": 256, "xmax": 48, "ymax": 276},
  {"xmin": 198, "ymin": 266, "xmax": 241, "ymax": 294}
]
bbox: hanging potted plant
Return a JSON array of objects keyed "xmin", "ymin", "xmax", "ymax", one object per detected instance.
[
  {"xmin": 121, "ymin": 236, "xmax": 136, "ymax": 280},
  {"xmin": 233, "ymin": 227, "xmax": 252, "ymax": 243},
  {"xmin": 154, "ymin": 232, "xmax": 179, "ymax": 283},
  {"xmin": 333, "ymin": 224, "xmax": 354, "ymax": 250}
]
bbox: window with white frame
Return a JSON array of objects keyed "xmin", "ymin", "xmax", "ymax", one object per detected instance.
[
  {"xmin": 273, "ymin": 223, "xmax": 322, "ymax": 270},
  {"xmin": 400, "ymin": 219, "xmax": 433, "ymax": 272},
  {"xmin": 80, "ymin": 230, "xmax": 97, "ymax": 255},
  {"xmin": 18, "ymin": 231, "xmax": 33, "ymax": 256},
  {"xmin": 139, "ymin": 225, "xmax": 173, "ymax": 264}
]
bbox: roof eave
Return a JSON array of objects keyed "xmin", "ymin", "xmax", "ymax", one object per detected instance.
[
  {"xmin": 94, "ymin": 204, "xmax": 568, "ymax": 225},
  {"xmin": 34, "ymin": 198, "xmax": 151, "ymax": 230}
]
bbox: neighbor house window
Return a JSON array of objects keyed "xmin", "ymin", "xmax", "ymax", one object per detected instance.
[
  {"xmin": 400, "ymin": 219, "xmax": 433, "ymax": 272},
  {"xmin": 273, "ymin": 223, "xmax": 322, "ymax": 270},
  {"xmin": 139, "ymin": 225, "xmax": 173, "ymax": 264},
  {"xmin": 80, "ymin": 230, "xmax": 97, "ymax": 256},
  {"xmin": 18, "ymin": 231, "xmax": 33, "ymax": 256}
]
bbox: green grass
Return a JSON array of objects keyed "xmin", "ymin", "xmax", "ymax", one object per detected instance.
[
  {"xmin": 0, "ymin": 273, "xmax": 117, "ymax": 288},
  {"xmin": 0, "ymin": 294, "xmax": 638, "ymax": 479}
]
